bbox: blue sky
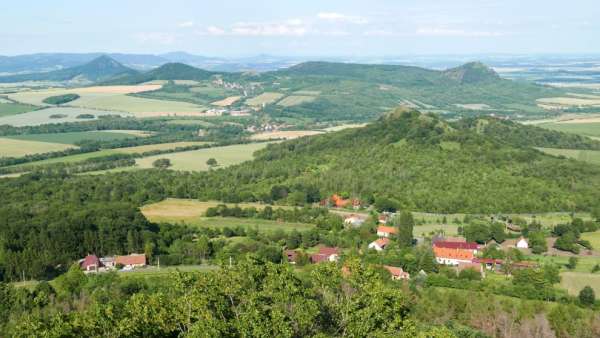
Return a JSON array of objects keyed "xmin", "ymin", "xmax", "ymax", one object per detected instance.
[{"xmin": 1, "ymin": 0, "xmax": 599, "ymax": 56}]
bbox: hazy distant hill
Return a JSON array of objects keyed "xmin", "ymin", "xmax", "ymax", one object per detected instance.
[
  {"xmin": 200, "ymin": 108, "xmax": 600, "ymax": 213},
  {"xmin": 0, "ymin": 56, "xmax": 138, "ymax": 83},
  {"xmin": 103, "ymin": 62, "xmax": 215, "ymax": 84}
]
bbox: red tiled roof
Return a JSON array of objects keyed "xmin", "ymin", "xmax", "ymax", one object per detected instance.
[
  {"xmin": 115, "ymin": 254, "xmax": 146, "ymax": 266},
  {"xmin": 311, "ymin": 254, "xmax": 329, "ymax": 263},
  {"xmin": 377, "ymin": 226, "xmax": 398, "ymax": 234},
  {"xmin": 81, "ymin": 255, "xmax": 100, "ymax": 269},
  {"xmin": 374, "ymin": 238, "xmax": 390, "ymax": 247},
  {"xmin": 433, "ymin": 241, "xmax": 478, "ymax": 250},
  {"xmin": 318, "ymin": 246, "xmax": 339, "ymax": 256},
  {"xmin": 383, "ymin": 265, "xmax": 410, "ymax": 278}
]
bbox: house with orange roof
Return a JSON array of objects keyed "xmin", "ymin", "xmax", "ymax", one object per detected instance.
[
  {"xmin": 368, "ymin": 237, "xmax": 391, "ymax": 251},
  {"xmin": 331, "ymin": 194, "xmax": 350, "ymax": 208},
  {"xmin": 432, "ymin": 241, "xmax": 479, "ymax": 266},
  {"xmin": 377, "ymin": 225, "xmax": 398, "ymax": 238},
  {"xmin": 383, "ymin": 265, "xmax": 410, "ymax": 280},
  {"xmin": 115, "ymin": 253, "xmax": 146, "ymax": 270},
  {"xmin": 310, "ymin": 246, "xmax": 340, "ymax": 263}
]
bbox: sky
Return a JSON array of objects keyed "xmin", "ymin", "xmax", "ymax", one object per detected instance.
[{"xmin": 1, "ymin": 0, "xmax": 599, "ymax": 57}]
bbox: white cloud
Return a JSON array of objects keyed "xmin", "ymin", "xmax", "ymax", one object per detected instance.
[
  {"xmin": 178, "ymin": 21, "xmax": 195, "ymax": 28},
  {"xmin": 231, "ymin": 21, "xmax": 309, "ymax": 36},
  {"xmin": 416, "ymin": 27, "xmax": 504, "ymax": 37},
  {"xmin": 317, "ymin": 12, "xmax": 368, "ymax": 25},
  {"xmin": 206, "ymin": 25, "xmax": 226, "ymax": 35}
]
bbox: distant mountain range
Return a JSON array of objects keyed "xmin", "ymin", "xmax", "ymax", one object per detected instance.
[{"xmin": 0, "ymin": 52, "xmax": 302, "ymax": 75}]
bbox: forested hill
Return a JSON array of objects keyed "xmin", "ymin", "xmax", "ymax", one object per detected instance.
[
  {"xmin": 199, "ymin": 108, "xmax": 600, "ymax": 213},
  {"xmin": 0, "ymin": 56, "xmax": 137, "ymax": 83}
]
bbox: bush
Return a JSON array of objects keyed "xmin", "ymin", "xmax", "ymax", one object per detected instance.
[
  {"xmin": 152, "ymin": 158, "xmax": 171, "ymax": 169},
  {"xmin": 579, "ymin": 286, "xmax": 595, "ymax": 306},
  {"xmin": 458, "ymin": 268, "xmax": 481, "ymax": 281},
  {"xmin": 42, "ymin": 93, "xmax": 80, "ymax": 105}
]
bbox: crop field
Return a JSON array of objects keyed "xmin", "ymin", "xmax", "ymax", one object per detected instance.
[
  {"xmin": 140, "ymin": 198, "xmax": 309, "ymax": 232},
  {"xmin": 560, "ymin": 272, "xmax": 600, "ymax": 296},
  {"xmin": 537, "ymin": 95, "xmax": 600, "ymax": 108},
  {"xmin": 6, "ymin": 85, "xmax": 206, "ymax": 115},
  {"xmin": 6, "ymin": 131, "xmax": 141, "ymax": 145},
  {"xmin": 245, "ymin": 92, "xmax": 284, "ymax": 106},
  {"xmin": 250, "ymin": 130, "xmax": 324, "ymax": 140},
  {"xmin": 0, "ymin": 107, "xmax": 131, "ymax": 126},
  {"xmin": 277, "ymin": 95, "xmax": 316, "ymax": 107},
  {"xmin": 294, "ymin": 90, "xmax": 321, "ymax": 96},
  {"xmin": 7, "ymin": 149, "xmax": 121, "ymax": 167},
  {"xmin": 140, "ymin": 198, "xmax": 288, "ymax": 222},
  {"xmin": 322, "ymin": 124, "xmax": 367, "ymax": 132},
  {"xmin": 135, "ymin": 142, "xmax": 271, "ymax": 171},
  {"xmin": 539, "ymin": 121, "xmax": 600, "ymax": 138},
  {"xmin": 0, "ymin": 137, "xmax": 75, "ymax": 157},
  {"xmin": 537, "ymin": 147, "xmax": 600, "ymax": 165},
  {"xmin": 414, "ymin": 211, "xmax": 585, "ymax": 228},
  {"xmin": 115, "ymin": 141, "xmax": 209, "ymax": 154},
  {"xmin": 0, "ymin": 102, "xmax": 36, "ymax": 117},
  {"xmin": 165, "ymin": 119, "xmax": 215, "ymax": 127},
  {"xmin": 211, "ymin": 96, "xmax": 241, "ymax": 106}
]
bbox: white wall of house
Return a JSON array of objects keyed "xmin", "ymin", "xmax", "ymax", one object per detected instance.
[{"xmin": 368, "ymin": 242, "xmax": 384, "ymax": 251}]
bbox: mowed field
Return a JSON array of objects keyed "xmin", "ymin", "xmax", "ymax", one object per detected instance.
[
  {"xmin": 7, "ymin": 85, "xmax": 206, "ymax": 115},
  {"xmin": 0, "ymin": 102, "xmax": 36, "ymax": 117},
  {"xmin": 5, "ymin": 141, "xmax": 210, "ymax": 168},
  {"xmin": 0, "ymin": 138, "xmax": 75, "ymax": 157},
  {"xmin": 135, "ymin": 142, "xmax": 271, "ymax": 171},
  {"xmin": 539, "ymin": 121, "xmax": 600, "ymax": 138},
  {"xmin": 5, "ymin": 130, "xmax": 144, "ymax": 144},
  {"xmin": 211, "ymin": 96, "xmax": 241, "ymax": 106},
  {"xmin": 0, "ymin": 107, "xmax": 131, "ymax": 127},
  {"xmin": 277, "ymin": 95, "xmax": 316, "ymax": 107},
  {"xmin": 250, "ymin": 130, "xmax": 324, "ymax": 140},
  {"xmin": 245, "ymin": 92, "xmax": 284, "ymax": 106},
  {"xmin": 560, "ymin": 272, "xmax": 600, "ymax": 296},
  {"xmin": 141, "ymin": 198, "xmax": 311, "ymax": 232},
  {"xmin": 537, "ymin": 147, "xmax": 600, "ymax": 165}
]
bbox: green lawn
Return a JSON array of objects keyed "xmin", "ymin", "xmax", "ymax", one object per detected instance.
[
  {"xmin": 6, "ymin": 149, "xmax": 122, "ymax": 167},
  {"xmin": 582, "ymin": 231, "xmax": 600, "ymax": 250},
  {"xmin": 6, "ymin": 131, "xmax": 141, "ymax": 145},
  {"xmin": 0, "ymin": 137, "xmax": 76, "ymax": 158},
  {"xmin": 525, "ymin": 254, "xmax": 600, "ymax": 273},
  {"xmin": 191, "ymin": 217, "xmax": 314, "ymax": 232},
  {"xmin": 135, "ymin": 142, "xmax": 271, "ymax": 171}
]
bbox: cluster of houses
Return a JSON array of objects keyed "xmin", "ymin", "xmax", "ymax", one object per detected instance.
[
  {"xmin": 320, "ymin": 194, "xmax": 362, "ymax": 210},
  {"xmin": 79, "ymin": 253, "xmax": 147, "ymax": 273}
]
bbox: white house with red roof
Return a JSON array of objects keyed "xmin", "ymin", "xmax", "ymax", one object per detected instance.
[
  {"xmin": 80, "ymin": 254, "xmax": 101, "ymax": 272},
  {"xmin": 432, "ymin": 241, "xmax": 479, "ymax": 266},
  {"xmin": 310, "ymin": 247, "xmax": 340, "ymax": 263},
  {"xmin": 368, "ymin": 237, "xmax": 391, "ymax": 251},
  {"xmin": 384, "ymin": 265, "xmax": 410, "ymax": 280},
  {"xmin": 376, "ymin": 226, "xmax": 398, "ymax": 238},
  {"xmin": 115, "ymin": 254, "xmax": 146, "ymax": 270}
]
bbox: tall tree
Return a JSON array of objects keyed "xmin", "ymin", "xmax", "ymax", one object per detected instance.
[{"xmin": 395, "ymin": 211, "xmax": 414, "ymax": 248}]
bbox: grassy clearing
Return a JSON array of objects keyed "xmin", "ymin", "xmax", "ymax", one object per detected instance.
[
  {"xmin": 413, "ymin": 211, "xmax": 587, "ymax": 228},
  {"xmin": 560, "ymin": 272, "xmax": 600, "ymax": 296},
  {"xmin": 6, "ymin": 131, "xmax": 141, "ymax": 145},
  {"xmin": 245, "ymin": 92, "xmax": 284, "ymax": 106},
  {"xmin": 0, "ymin": 138, "xmax": 75, "ymax": 157},
  {"xmin": 7, "ymin": 149, "xmax": 121, "ymax": 167},
  {"xmin": 322, "ymin": 124, "xmax": 367, "ymax": 132},
  {"xmin": 191, "ymin": 217, "xmax": 314, "ymax": 232},
  {"xmin": 7, "ymin": 85, "xmax": 161, "ymax": 105},
  {"xmin": 165, "ymin": 119, "xmax": 215, "ymax": 127},
  {"xmin": 537, "ymin": 147, "xmax": 600, "ymax": 165},
  {"xmin": 140, "ymin": 198, "xmax": 289, "ymax": 222},
  {"xmin": 294, "ymin": 90, "xmax": 321, "ymax": 96},
  {"xmin": 250, "ymin": 130, "xmax": 324, "ymax": 140},
  {"xmin": 526, "ymin": 255, "xmax": 600, "ymax": 273},
  {"xmin": 277, "ymin": 95, "xmax": 316, "ymax": 107},
  {"xmin": 116, "ymin": 141, "xmax": 210, "ymax": 154},
  {"xmin": 413, "ymin": 223, "xmax": 460, "ymax": 237},
  {"xmin": 135, "ymin": 142, "xmax": 271, "ymax": 171},
  {"xmin": 119, "ymin": 265, "xmax": 218, "ymax": 278},
  {"xmin": 539, "ymin": 122, "xmax": 600, "ymax": 138},
  {"xmin": 537, "ymin": 96, "xmax": 600, "ymax": 107},
  {"xmin": 582, "ymin": 231, "xmax": 600, "ymax": 250},
  {"xmin": 211, "ymin": 96, "xmax": 241, "ymax": 106},
  {"xmin": 0, "ymin": 102, "xmax": 36, "ymax": 117}
]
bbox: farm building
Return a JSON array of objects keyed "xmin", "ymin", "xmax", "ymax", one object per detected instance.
[
  {"xmin": 311, "ymin": 247, "xmax": 340, "ymax": 263},
  {"xmin": 377, "ymin": 225, "xmax": 398, "ymax": 238},
  {"xmin": 115, "ymin": 254, "xmax": 146, "ymax": 269},
  {"xmin": 433, "ymin": 241, "xmax": 479, "ymax": 266},
  {"xmin": 383, "ymin": 265, "xmax": 410, "ymax": 280},
  {"xmin": 368, "ymin": 237, "xmax": 391, "ymax": 251}
]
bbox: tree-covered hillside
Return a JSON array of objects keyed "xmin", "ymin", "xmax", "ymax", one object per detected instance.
[{"xmin": 197, "ymin": 108, "xmax": 600, "ymax": 213}]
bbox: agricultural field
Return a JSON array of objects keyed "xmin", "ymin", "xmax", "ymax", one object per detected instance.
[
  {"xmin": 165, "ymin": 119, "xmax": 215, "ymax": 127},
  {"xmin": 6, "ymin": 85, "xmax": 207, "ymax": 115},
  {"xmin": 581, "ymin": 231, "xmax": 600, "ymax": 250},
  {"xmin": 250, "ymin": 130, "xmax": 324, "ymax": 140},
  {"xmin": 245, "ymin": 92, "xmax": 284, "ymax": 106},
  {"xmin": 560, "ymin": 272, "xmax": 600, "ymax": 296},
  {"xmin": 0, "ymin": 102, "xmax": 37, "ymax": 117},
  {"xmin": 0, "ymin": 107, "xmax": 130, "ymax": 126},
  {"xmin": 539, "ymin": 121, "xmax": 600, "ymax": 138},
  {"xmin": 0, "ymin": 138, "xmax": 75, "ymax": 157},
  {"xmin": 211, "ymin": 96, "xmax": 241, "ymax": 106},
  {"xmin": 140, "ymin": 198, "xmax": 289, "ymax": 223},
  {"xmin": 414, "ymin": 223, "xmax": 459, "ymax": 237},
  {"xmin": 277, "ymin": 95, "xmax": 316, "ymax": 107},
  {"xmin": 322, "ymin": 123, "xmax": 367, "ymax": 132},
  {"xmin": 140, "ymin": 198, "xmax": 309, "ymax": 232},
  {"xmin": 5, "ymin": 130, "xmax": 143, "ymax": 145},
  {"xmin": 115, "ymin": 141, "xmax": 209, "ymax": 154},
  {"xmin": 537, "ymin": 94, "xmax": 600, "ymax": 108},
  {"xmin": 537, "ymin": 147, "xmax": 600, "ymax": 165},
  {"xmin": 135, "ymin": 142, "xmax": 271, "ymax": 171}
]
